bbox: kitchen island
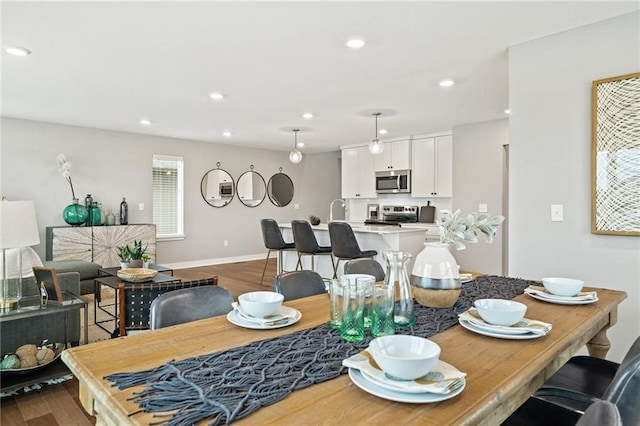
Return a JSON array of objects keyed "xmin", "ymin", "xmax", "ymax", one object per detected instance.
[{"xmin": 279, "ymin": 222, "xmax": 439, "ymax": 279}]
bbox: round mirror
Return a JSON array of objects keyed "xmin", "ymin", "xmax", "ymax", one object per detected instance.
[
  {"xmin": 237, "ymin": 168, "xmax": 266, "ymax": 207},
  {"xmin": 267, "ymin": 172, "xmax": 294, "ymax": 207},
  {"xmin": 201, "ymin": 166, "xmax": 235, "ymax": 208}
]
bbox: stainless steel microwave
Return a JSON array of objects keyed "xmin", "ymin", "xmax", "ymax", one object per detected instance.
[{"xmin": 375, "ymin": 170, "xmax": 411, "ymax": 194}]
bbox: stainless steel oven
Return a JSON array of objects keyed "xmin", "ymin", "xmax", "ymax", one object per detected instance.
[{"xmin": 375, "ymin": 170, "xmax": 411, "ymax": 194}]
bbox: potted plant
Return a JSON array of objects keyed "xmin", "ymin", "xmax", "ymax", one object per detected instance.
[{"xmin": 116, "ymin": 240, "xmax": 148, "ymax": 269}]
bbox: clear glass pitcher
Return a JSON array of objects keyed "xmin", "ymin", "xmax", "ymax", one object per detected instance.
[{"xmin": 383, "ymin": 251, "xmax": 415, "ymax": 327}]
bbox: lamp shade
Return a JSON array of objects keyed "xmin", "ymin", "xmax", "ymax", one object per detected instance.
[{"xmin": 0, "ymin": 200, "xmax": 40, "ymax": 249}]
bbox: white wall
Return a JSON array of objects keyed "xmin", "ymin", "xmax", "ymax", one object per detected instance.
[
  {"xmin": 452, "ymin": 119, "xmax": 509, "ymax": 275},
  {"xmin": 509, "ymin": 12, "xmax": 640, "ymax": 362},
  {"xmin": 0, "ymin": 118, "xmax": 341, "ymax": 267}
]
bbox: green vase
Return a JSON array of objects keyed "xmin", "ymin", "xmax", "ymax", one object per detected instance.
[{"xmin": 63, "ymin": 199, "xmax": 89, "ymax": 226}]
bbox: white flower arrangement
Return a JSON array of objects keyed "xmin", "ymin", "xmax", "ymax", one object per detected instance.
[
  {"xmin": 438, "ymin": 209, "xmax": 505, "ymax": 250},
  {"xmin": 56, "ymin": 154, "xmax": 77, "ymax": 199}
]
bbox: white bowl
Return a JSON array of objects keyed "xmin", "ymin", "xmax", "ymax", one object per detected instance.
[
  {"xmin": 474, "ymin": 299, "xmax": 527, "ymax": 326},
  {"xmin": 369, "ymin": 335, "xmax": 441, "ymax": 380},
  {"xmin": 542, "ymin": 277, "xmax": 584, "ymax": 297},
  {"xmin": 238, "ymin": 291, "xmax": 284, "ymax": 318}
]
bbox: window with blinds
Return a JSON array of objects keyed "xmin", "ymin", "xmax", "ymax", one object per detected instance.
[{"xmin": 152, "ymin": 155, "xmax": 184, "ymax": 239}]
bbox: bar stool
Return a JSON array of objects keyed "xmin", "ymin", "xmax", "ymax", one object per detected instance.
[
  {"xmin": 260, "ymin": 219, "xmax": 296, "ymax": 286},
  {"xmin": 291, "ymin": 220, "xmax": 334, "ymax": 276},
  {"xmin": 328, "ymin": 222, "xmax": 377, "ymax": 279}
]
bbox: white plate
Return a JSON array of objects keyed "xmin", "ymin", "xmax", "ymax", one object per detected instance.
[
  {"xmin": 227, "ymin": 306, "xmax": 301, "ymax": 329},
  {"xmin": 458, "ymin": 319, "xmax": 545, "ymax": 340},
  {"xmin": 525, "ymin": 291, "xmax": 599, "ymax": 305},
  {"xmin": 349, "ymin": 368, "xmax": 465, "ymax": 403},
  {"xmin": 462, "ymin": 319, "xmax": 533, "ymax": 335},
  {"xmin": 359, "ymin": 360, "xmax": 465, "ymax": 394}
]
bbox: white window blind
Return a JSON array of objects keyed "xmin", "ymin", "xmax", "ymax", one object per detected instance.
[{"xmin": 152, "ymin": 155, "xmax": 184, "ymax": 239}]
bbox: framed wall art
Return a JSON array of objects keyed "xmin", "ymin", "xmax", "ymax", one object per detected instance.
[{"xmin": 591, "ymin": 72, "xmax": 640, "ymax": 236}]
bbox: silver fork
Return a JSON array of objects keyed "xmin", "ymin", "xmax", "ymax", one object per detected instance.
[{"xmin": 435, "ymin": 378, "xmax": 464, "ymax": 393}]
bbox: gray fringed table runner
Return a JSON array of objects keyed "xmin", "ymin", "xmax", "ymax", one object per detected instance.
[{"xmin": 106, "ymin": 275, "xmax": 535, "ymax": 425}]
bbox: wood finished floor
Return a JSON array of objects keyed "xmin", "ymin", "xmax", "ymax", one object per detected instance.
[{"xmin": 0, "ymin": 258, "xmax": 275, "ymax": 426}]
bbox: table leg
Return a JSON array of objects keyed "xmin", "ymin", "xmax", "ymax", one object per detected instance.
[
  {"xmin": 83, "ymin": 303, "xmax": 89, "ymax": 344},
  {"xmin": 586, "ymin": 309, "xmax": 617, "ymax": 359}
]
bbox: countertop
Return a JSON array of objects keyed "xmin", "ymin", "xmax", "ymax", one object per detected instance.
[{"xmin": 279, "ymin": 222, "xmax": 435, "ymax": 235}]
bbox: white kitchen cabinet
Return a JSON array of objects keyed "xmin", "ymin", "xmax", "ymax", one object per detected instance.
[
  {"xmin": 374, "ymin": 139, "xmax": 411, "ymax": 171},
  {"xmin": 46, "ymin": 224, "xmax": 157, "ymax": 267},
  {"xmin": 341, "ymin": 147, "xmax": 376, "ymax": 198},
  {"xmin": 411, "ymin": 134, "xmax": 453, "ymax": 198}
]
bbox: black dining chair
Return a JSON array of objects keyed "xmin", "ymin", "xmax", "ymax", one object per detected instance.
[
  {"xmin": 273, "ymin": 270, "xmax": 327, "ymax": 301},
  {"xmin": 260, "ymin": 218, "xmax": 296, "ymax": 286},
  {"xmin": 536, "ymin": 335, "xmax": 640, "ymax": 400},
  {"xmin": 291, "ymin": 220, "xmax": 333, "ymax": 276},
  {"xmin": 150, "ymin": 285, "xmax": 234, "ymax": 329},
  {"xmin": 344, "ymin": 258, "xmax": 385, "ymax": 282},
  {"xmin": 503, "ymin": 352, "xmax": 640, "ymax": 426},
  {"xmin": 328, "ymin": 222, "xmax": 377, "ymax": 278}
]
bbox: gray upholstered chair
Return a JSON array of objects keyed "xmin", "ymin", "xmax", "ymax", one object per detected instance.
[
  {"xmin": 328, "ymin": 222, "xmax": 377, "ymax": 278},
  {"xmin": 43, "ymin": 259, "xmax": 102, "ymax": 295},
  {"xmin": 344, "ymin": 258, "xmax": 385, "ymax": 282},
  {"xmin": 150, "ymin": 285, "xmax": 234, "ymax": 329},
  {"xmin": 117, "ymin": 277, "xmax": 218, "ymax": 336},
  {"xmin": 260, "ymin": 219, "xmax": 296, "ymax": 286},
  {"xmin": 273, "ymin": 270, "xmax": 326, "ymax": 301},
  {"xmin": 575, "ymin": 401, "xmax": 622, "ymax": 426},
  {"xmin": 291, "ymin": 220, "xmax": 333, "ymax": 275}
]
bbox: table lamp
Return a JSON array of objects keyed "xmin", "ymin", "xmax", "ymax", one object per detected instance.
[{"xmin": 0, "ymin": 200, "xmax": 40, "ymax": 311}]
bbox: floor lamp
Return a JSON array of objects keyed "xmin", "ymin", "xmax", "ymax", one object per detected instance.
[{"xmin": 0, "ymin": 200, "xmax": 40, "ymax": 311}]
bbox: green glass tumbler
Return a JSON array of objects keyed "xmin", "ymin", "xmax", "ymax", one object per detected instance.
[
  {"xmin": 63, "ymin": 199, "xmax": 89, "ymax": 226},
  {"xmin": 340, "ymin": 277, "xmax": 366, "ymax": 342},
  {"xmin": 371, "ymin": 283, "xmax": 396, "ymax": 338}
]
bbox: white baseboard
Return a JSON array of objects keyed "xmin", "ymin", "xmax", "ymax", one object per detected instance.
[{"xmin": 162, "ymin": 253, "xmax": 266, "ymax": 270}]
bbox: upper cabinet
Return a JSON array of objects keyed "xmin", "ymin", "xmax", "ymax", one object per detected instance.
[
  {"xmin": 411, "ymin": 134, "xmax": 453, "ymax": 198},
  {"xmin": 342, "ymin": 146, "xmax": 376, "ymax": 199},
  {"xmin": 374, "ymin": 139, "xmax": 411, "ymax": 171}
]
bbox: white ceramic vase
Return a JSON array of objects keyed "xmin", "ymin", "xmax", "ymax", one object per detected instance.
[{"xmin": 410, "ymin": 242, "xmax": 462, "ymax": 308}]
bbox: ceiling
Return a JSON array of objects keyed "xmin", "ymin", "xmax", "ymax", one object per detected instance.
[{"xmin": 2, "ymin": 1, "xmax": 637, "ymax": 154}]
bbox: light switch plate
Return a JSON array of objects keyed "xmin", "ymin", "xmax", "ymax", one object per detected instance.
[
  {"xmin": 294, "ymin": 204, "xmax": 299, "ymax": 210},
  {"xmin": 138, "ymin": 203, "xmax": 144, "ymax": 211},
  {"xmin": 551, "ymin": 204, "xmax": 563, "ymax": 222},
  {"xmin": 478, "ymin": 204, "xmax": 488, "ymax": 213}
]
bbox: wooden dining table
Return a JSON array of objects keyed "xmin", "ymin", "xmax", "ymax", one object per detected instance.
[{"xmin": 62, "ymin": 286, "xmax": 626, "ymax": 425}]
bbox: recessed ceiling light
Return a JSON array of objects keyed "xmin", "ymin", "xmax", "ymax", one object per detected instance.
[
  {"xmin": 345, "ymin": 39, "xmax": 365, "ymax": 49},
  {"xmin": 302, "ymin": 113, "xmax": 313, "ymax": 119},
  {"xmin": 222, "ymin": 131, "xmax": 232, "ymax": 137},
  {"xmin": 439, "ymin": 79, "xmax": 455, "ymax": 87},
  {"xmin": 379, "ymin": 129, "xmax": 388, "ymax": 135},
  {"xmin": 504, "ymin": 109, "xmax": 511, "ymax": 114},
  {"xmin": 4, "ymin": 45, "xmax": 31, "ymax": 56},
  {"xmin": 209, "ymin": 92, "xmax": 225, "ymax": 100},
  {"xmin": 140, "ymin": 119, "xmax": 152, "ymax": 126}
]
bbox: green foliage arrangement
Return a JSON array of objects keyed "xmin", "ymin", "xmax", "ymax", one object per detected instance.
[
  {"xmin": 439, "ymin": 210, "xmax": 505, "ymax": 250},
  {"xmin": 116, "ymin": 240, "xmax": 148, "ymax": 261}
]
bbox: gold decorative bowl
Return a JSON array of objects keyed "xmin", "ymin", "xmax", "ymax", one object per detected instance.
[{"xmin": 116, "ymin": 268, "xmax": 158, "ymax": 282}]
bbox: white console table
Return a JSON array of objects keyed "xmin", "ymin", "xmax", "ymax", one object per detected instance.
[{"xmin": 45, "ymin": 224, "xmax": 156, "ymax": 268}]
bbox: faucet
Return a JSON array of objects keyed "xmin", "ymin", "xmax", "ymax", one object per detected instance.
[{"xmin": 329, "ymin": 198, "xmax": 347, "ymax": 223}]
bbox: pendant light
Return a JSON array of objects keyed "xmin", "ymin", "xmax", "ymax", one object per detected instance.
[
  {"xmin": 289, "ymin": 129, "xmax": 303, "ymax": 164},
  {"xmin": 368, "ymin": 112, "xmax": 384, "ymax": 155}
]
